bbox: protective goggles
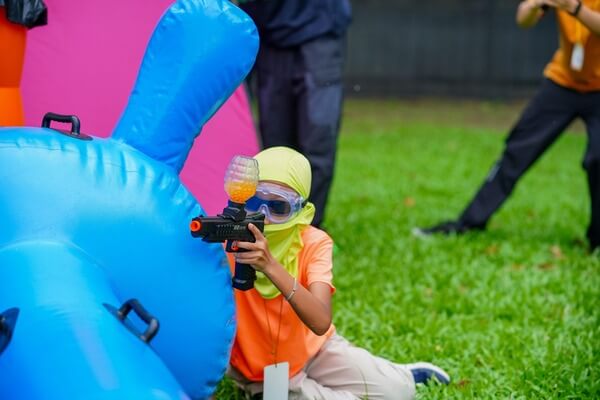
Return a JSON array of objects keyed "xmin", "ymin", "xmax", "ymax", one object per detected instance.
[{"xmin": 245, "ymin": 182, "xmax": 306, "ymax": 224}]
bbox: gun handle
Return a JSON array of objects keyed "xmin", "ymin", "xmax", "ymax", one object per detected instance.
[{"xmin": 232, "ymin": 261, "xmax": 256, "ymax": 291}]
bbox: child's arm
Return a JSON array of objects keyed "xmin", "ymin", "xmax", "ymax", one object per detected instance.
[{"xmin": 234, "ymin": 224, "xmax": 332, "ymax": 336}]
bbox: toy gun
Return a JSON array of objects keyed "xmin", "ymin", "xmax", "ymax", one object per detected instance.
[{"xmin": 190, "ymin": 156, "xmax": 265, "ymax": 291}]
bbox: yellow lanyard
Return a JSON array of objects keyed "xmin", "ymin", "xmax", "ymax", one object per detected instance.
[{"xmin": 575, "ymin": 0, "xmax": 600, "ymax": 44}]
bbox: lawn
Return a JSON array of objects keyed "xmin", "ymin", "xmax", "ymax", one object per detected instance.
[{"xmin": 216, "ymin": 98, "xmax": 600, "ymax": 399}]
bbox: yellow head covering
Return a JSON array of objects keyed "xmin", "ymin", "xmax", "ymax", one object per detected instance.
[{"xmin": 252, "ymin": 147, "xmax": 316, "ymax": 299}]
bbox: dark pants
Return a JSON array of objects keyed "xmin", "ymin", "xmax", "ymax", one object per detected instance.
[
  {"xmin": 253, "ymin": 35, "xmax": 346, "ymax": 227},
  {"xmin": 459, "ymin": 79, "xmax": 600, "ymax": 248}
]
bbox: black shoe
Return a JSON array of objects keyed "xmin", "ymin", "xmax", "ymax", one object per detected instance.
[
  {"xmin": 412, "ymin": 220, "xmax": 482, "ymax": 237},
  {"xmin": 589, "ymin": 238, "xmax": 600, "ymax": 253}
]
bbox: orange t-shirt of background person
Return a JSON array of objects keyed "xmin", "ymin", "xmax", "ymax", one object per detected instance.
[
  {"xmin": 544, "ymin": 0, "xmax": 600, "ymax": 92},
  {"xmin": 229, "ymin": 225, "xmax": 336, "ymax": 381}
]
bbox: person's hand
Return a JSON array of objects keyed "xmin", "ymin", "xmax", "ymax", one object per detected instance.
[
  {"xmin": 529, "ymin": 0, "xmax": 548, "ymax": 7},
  {"xmin": 232, "ymin": 224, "xmax": 278, "ymax": 274},
  {"xmin": 543, "ymin": 0, "xmax": 580, "ymax": 13}
]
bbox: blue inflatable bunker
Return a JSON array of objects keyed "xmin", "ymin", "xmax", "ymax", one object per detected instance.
[{"xmin": 0, "ymin": 1, "xmax": 258, "ymax": 399}]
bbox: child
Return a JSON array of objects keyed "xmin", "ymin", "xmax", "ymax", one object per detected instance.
[{"xmin": 228, "ymin": 147, "xmax": 449, "ymax": 399}]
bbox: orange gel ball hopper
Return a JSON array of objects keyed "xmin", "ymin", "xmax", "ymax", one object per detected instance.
[{"xmin": 225, "ymin": 180, "xmax": 257, "ymax": 204}]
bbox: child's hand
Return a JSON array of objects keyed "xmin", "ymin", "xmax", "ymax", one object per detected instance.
[{"xmin": 232, "ymin": 224, "xmax": 278, "ymax": 274}]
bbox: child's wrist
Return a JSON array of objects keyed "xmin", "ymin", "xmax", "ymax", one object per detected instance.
[
  {"xmin": 262, "ymin": 259, "xmax": 279, "ymax": 277},
  {"xmin": 285, "ymin": 277, "xmax": 298, "ymax": 301}
]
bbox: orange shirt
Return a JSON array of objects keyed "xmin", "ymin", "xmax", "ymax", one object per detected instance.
[
  {"xmin": 544, "ymin": 0, "xmax": 600, "ymax": 92},
  {"xmin": 229, "ymin": 226, "xmax": 336, "ymax": 381}
]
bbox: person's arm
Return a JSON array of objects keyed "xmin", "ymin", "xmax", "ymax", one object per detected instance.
[
  {"xmin": 545, "ymin": 0, "xmax": 600, "ymax": 35},
  {"xmin": 234, "ymin": 224, "xmax": 333, "ymax": 336},
  {"xmin": 517, "ymin": 0, "xmax": 548, "ymax": 28}
]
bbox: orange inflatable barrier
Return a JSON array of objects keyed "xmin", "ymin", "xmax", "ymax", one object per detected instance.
[{"xmin": 0, "ymin": 7, "xmax": 27, "ymax": 126}]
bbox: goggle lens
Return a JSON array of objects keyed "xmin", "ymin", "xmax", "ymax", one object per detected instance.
[
  {"xmin": 245, "ymin": 184, "xmax": 304, "ymax": 224},
  {"xmin": 246, "ymin": 197, "xmax": 292, "ymax": 218}
]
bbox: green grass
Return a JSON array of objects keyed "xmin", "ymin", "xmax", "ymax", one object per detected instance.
[{"xmin": 215, "ymin": 98, "xmax": 600, "ymax": 399}]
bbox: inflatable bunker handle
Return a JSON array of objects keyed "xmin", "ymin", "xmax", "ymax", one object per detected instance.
[
  {"xmin": 0, "ymin": 308, "xmax": 18, "ymax": 356},
  {"xmin": 113, "ymin": 298, "xmax": 160, "ymax": 343},
  {"xmin": 41, "ymin": 112, "xmax": 93, "ymax": 140},
  {"xmin": 42, "ymin": 112, "xmax": 81, "ymax": 135}
]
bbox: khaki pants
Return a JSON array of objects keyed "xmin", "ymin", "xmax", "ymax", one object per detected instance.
[{"xmin": 229, "ymin": 334, "xmax": 416, "ymax": 400}]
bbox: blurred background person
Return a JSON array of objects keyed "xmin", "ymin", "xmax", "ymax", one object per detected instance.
[
  {"xmin": 238, "ymin": 0, "xmax": 352, "ymax": 229},
  {"xmin": 415, "ymin": 0, "xmax": 600, "ymax": 251}
]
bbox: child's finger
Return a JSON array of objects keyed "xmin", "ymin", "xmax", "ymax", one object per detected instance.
[
  {"xmin": 234, "ymin": 251, "xmax": 261, "ymax": 263},
  {"xmin": 234, "ymin": 240, "xmax": 258, "ymax": 251},
  {"xmin": 247, "ymin": 223, "xmax": 265, "ymax": 240}
]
